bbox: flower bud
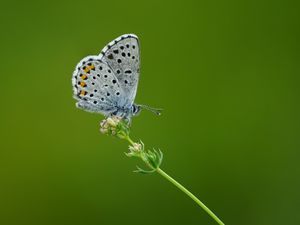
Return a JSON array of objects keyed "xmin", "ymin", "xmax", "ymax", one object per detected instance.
[
  {"xmin": 129, "ymin": 142, "xmax": 142, "ymax": 152},
  {"xmin": 126, "ymin": 141, "xmax": 144, "ymax": 157},
  {"xmin": 100, "ymin": 127, "xmax": 108, "ymax": 134},
  {"xmin": 106, "ymin": 117, "xmax": 118, "ymax": 127},
  {"xmin": 99, "ymin": 116, "xmax": 129, "ymax": 139}
]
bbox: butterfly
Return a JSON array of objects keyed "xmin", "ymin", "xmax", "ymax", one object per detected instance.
[{"xmin": 72, "ymin": 34, "xmax": 161, "ymax": 121}]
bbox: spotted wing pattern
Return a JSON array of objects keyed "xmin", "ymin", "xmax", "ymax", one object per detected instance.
[
  {"xmin": 72, "ymin": 56, "xmax": 125, "ymax": 116},
  {"xmin": 99, "ymin": 34, "xmax": 140, "ymax": 108}
]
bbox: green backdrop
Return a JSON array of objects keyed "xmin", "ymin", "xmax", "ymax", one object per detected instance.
[{"xmin": 0, "ymin": 0, "xmax": 299, "ymax": 225}]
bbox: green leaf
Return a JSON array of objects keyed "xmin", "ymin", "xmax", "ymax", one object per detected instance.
[
  {"xmin": 134, "ymin": 166, "xmax": 156, "ymax": 174},
  {"xmin": 157, "ymin": 149, "xmax": 163, "ymax": 166}
]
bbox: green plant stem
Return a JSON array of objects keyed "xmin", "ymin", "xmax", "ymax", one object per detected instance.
[
  {"xmin": 125, "ymin": 135, "xmax": 224, "ymax": 225},
  {"xmin": 156, "ymin": 168, "xmax": 225, "ymax": 225},
  {"xmin": 125, "ymin": 136, "xmax": 135, "ymax": 145}
]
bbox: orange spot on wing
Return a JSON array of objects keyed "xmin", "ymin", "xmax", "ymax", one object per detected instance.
[
  {"xmin": 80, "ymin": 90, "xmax": 87, "ymax": 96},
  {"xmin": 81, "ymin": 75, "xmax": 87, "ymax": 80},
  {"xmin": 83, "ymin": 64, "xmax": 94, "ymax": 73},
  {"xmin": 80, "ymin": 82, "xmax": 86, "ymax": 87}
]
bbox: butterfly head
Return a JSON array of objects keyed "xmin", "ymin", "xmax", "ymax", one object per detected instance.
[{"xmin": 132, "ymin": 104, "xmax": 141, "ymax": 116}]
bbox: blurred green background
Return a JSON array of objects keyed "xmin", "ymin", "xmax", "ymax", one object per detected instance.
[{"xmin": 0, "ymin": 0, "xmax": 299, "ymax": 224}]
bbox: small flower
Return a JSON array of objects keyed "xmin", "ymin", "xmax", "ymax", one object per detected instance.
[
  {"xmin": 106, "ymin": 117, "xmax": 120, "ymax": 127},
  {"xmin": 129, "ymin": 142, "xmax": 142, "ymax": 152},
  {"xmin": 100, "ymin": 116, "xmax": 130, "ymax": 139},
  {"xmin": 126, "ymin": 141, "xmax": 144, "ymax": 157}
]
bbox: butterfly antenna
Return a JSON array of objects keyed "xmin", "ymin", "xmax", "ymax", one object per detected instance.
[{"xmin": 139, "ymin": 104, "xmax": 163, "ymax": 116}]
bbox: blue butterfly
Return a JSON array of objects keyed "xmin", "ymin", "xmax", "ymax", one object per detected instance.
[{"xmin": 72, "ymin": 34, "xmax": 161, "ymax": 121}]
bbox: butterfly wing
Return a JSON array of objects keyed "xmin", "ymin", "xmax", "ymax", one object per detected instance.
[
  {"xmin": 72, "ymin": 56, "xmax": 125, "ymax": 116},
  {"xmin": 99, "ymin": 34, "xmax": 140, "ymax": 108}
]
